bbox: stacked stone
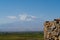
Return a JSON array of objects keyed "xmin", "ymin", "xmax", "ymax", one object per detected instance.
[{"xmin": 44, "ymin": 19, "xmax": 60, "ymax": 40}]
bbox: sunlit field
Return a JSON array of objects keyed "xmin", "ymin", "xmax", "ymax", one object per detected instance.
[{"xmin": 0, "ymin": 31, "xmax": 43, "ymax": 40}]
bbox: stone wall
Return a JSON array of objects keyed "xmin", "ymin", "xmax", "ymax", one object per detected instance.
[{"xmin": 44, "ymin": 19, "xmax": 60, "ymax": 40}]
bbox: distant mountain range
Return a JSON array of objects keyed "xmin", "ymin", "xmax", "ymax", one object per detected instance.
[{"xmin": 0, "ymin": 20, "xmax": 44, "ymax": 32}]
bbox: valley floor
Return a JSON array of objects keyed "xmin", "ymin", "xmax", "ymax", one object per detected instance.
[{"xmin": 0, "ymin": 31, "xmax": 44, "ymax": 40}]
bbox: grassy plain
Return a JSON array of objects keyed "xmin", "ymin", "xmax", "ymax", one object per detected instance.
[{"xmin": 0, "ymin": 31, "xmax": 44, "ymax": 40}]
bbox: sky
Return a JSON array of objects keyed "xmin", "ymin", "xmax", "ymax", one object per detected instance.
[{"xmin": 0, "ymin": 0, "xmax": 60, "ymax": 32}]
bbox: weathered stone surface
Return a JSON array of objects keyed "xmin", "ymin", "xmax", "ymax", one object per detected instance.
[{"xmin": 44, "ymin": 19, "xmax": 60, "ymax": 40}]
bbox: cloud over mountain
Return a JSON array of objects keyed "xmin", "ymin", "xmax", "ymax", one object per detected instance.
[
  {"xmin": 7, "ymin": 14, "xmax": 38, "ymax": 22},
  {"xmin": 19, "ymin": 14, "xmax": 37, "ymax": 21}
]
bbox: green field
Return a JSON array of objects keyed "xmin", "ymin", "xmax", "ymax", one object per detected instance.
[{"xmin": 0, "ymin": 31, "xmax": 44, "ymax": 40}]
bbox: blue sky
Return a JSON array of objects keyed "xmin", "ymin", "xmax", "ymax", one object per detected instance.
[{"xmin": 0, "ymin": 0, "xmax": 60, "ymax": 32}]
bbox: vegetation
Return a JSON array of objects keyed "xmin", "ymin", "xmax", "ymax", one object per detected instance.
[{"xmin": 0, "ymin": 31, "xmax": 44, "ymax": 40}]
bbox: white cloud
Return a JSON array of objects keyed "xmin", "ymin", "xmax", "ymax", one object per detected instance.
[
  {"xmin": 31, "ymin": 16, "xmax": 37, "ymax": 18},
  {"xmin": 19, "ymin": 14, "xmax": 37, "ymax": 21},
  {"xmin": 6, "ymin": 14, "xmax": 37, "ymax": 21},
  {"xmin": 7, "ymin": 16, "xmax": 17, "ymax": 19},
  {"xmin": 19, "ymin": 14, "xmax": 27, "ymax": 21}
]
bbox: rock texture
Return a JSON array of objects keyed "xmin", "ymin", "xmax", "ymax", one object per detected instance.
[{"xmin": 44, "ymin": 19, "xmax": 60, "ymax": 40}]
